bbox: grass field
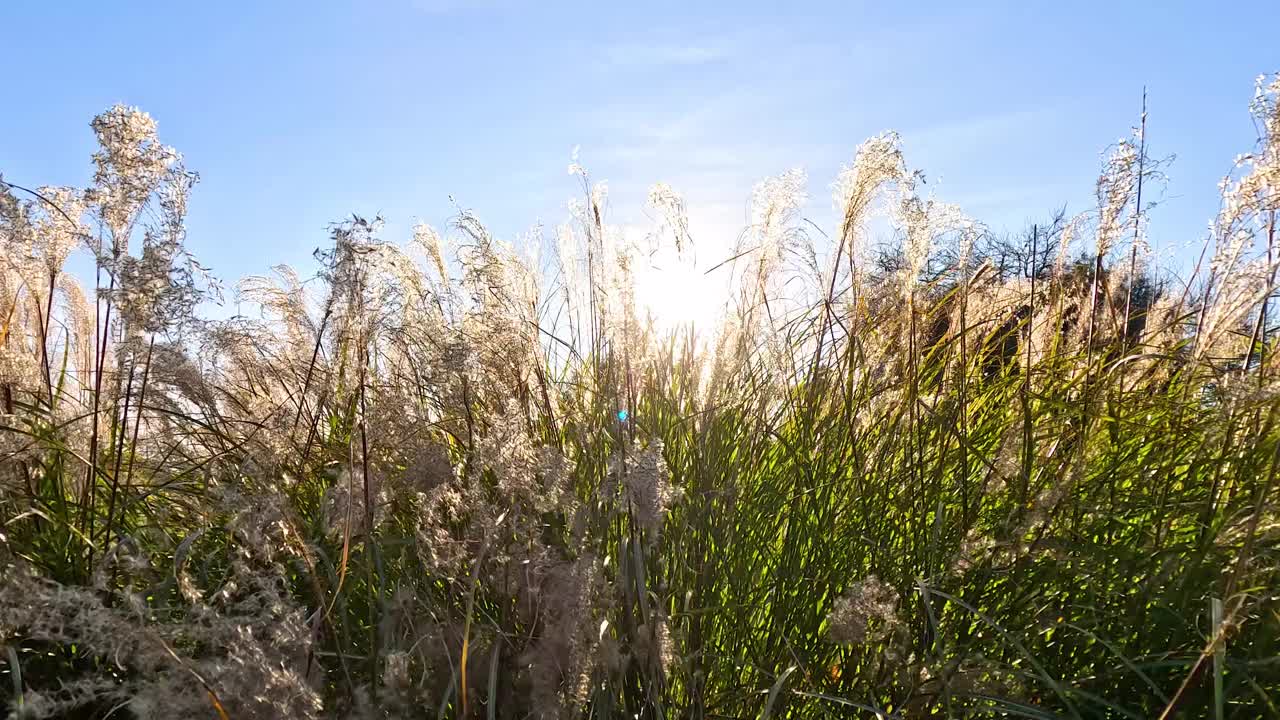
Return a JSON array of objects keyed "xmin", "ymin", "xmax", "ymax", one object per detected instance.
[{"xmin": 1, "ymin": 74, "xmax": 1279, "ymax": 719}]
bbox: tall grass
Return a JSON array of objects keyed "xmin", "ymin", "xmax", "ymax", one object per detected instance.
[{"xmin": 1, "ymin": 75, "xmax": 1279, "ymax": 719}]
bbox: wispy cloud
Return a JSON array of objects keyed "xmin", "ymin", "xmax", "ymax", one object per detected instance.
[
  {"xmin": 905, "ymin": 107, "xmax": 1057, "ymax": 155},
  {"xmin": 407, "ymin": 0, "xmax": 517, "ymax": 15},
  {"xmin": 571, "ymin": 94, "xmax": 833, "ymax": 272},
  {"xmin": 601, "ymin": 41, "xmax": 733, "ymax": 70}
]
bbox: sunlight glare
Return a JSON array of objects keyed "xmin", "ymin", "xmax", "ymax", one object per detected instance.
[{"xmin": 630, "ymin": 237, "xmax": 727, "ymax": 336}]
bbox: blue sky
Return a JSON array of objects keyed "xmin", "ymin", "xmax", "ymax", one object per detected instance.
[{"xmin": 2, "ymin": 0, "xmax": 1278, "ymax": 321}]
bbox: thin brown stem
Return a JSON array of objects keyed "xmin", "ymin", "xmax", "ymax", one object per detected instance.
[{"xmin": 1123, "ymin": 89, "xmax": 1148, "ymax": 336}]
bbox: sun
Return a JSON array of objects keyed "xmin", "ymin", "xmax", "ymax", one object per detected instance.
[{"xmin": 629, "ymin": 239, "xmax": 728, "ymax": 337}]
